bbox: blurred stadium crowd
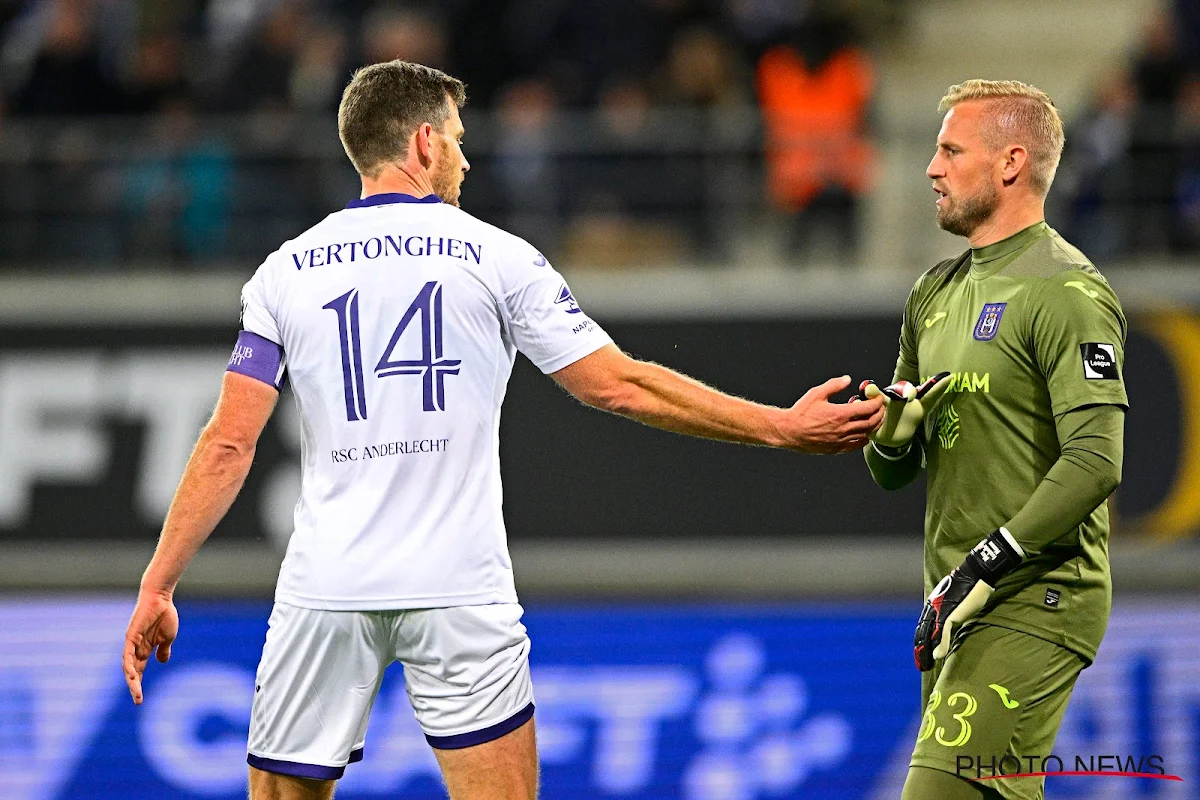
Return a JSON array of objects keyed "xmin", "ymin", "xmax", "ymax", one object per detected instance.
[
  {"xmin": 1, "ymin": 0, "xmax": 876, "ymax": 114},
  {"xmin": 1057, "ymin": 1, "xmax": 1200, "ymax": 259},
  {"xmin": 1, "ymin": 0, "xmax": 1198, "ymax": 268}
]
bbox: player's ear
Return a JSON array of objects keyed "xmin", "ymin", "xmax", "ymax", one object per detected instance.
[
  {"xmin": 414, "ymin": 122, "xmax": 436, "ymax": 166},
  {"xmin": 1000, "ymin": 145, "xmax": 1028, "ymax": 187}
]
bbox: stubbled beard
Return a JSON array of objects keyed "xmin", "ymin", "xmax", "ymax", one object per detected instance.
[
  {"xmin": 937, "ymin": 181, "xmax": 999, "ymax": 237},
  {"xmin": 432, "ymin": 141, "xmax": 461, "ymax": 207}
]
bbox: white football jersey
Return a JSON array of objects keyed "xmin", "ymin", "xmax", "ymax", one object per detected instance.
[{"xmin": 234, "ymin": 193, "xmax": 612, "ymax": 609}]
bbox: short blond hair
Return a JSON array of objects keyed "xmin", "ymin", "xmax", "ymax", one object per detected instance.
[{"xmin": 938, "ymin": 79, "xmax": 1065, "ymax": 195}]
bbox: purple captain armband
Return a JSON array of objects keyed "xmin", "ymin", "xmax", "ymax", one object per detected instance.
[{"xmin": 227, "ymin": 330, "xmax": 286, "ymax": 389}]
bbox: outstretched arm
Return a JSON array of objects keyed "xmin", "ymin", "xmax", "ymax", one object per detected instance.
[
  {"xmin": 123, "ymin": 372, "xmax": 278, "ymax": 704},
  {"xmin": 550, "ymin": 344, "xmax": 884, "ymax": 454}
]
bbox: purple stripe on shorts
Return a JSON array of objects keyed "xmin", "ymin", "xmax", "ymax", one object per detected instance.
[
  {"xmin": 227, "ymin": 330, "xmax": 285, "ymax": 389},
  {"xmin": 425, "ymin": 702, "xmax": 535, "ymax": 750},
  {"xmin": 246, "ymin": 746, "xmax": 363, "ymax": 781}
]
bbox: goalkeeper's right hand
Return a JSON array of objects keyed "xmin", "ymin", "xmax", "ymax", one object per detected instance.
[{"xmin": 855, "ymin": 372, "xmax": 951, "ymax": 453}]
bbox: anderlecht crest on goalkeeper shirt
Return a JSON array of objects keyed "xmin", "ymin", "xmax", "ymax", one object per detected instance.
[{"xmin": 973, "ymin": 302, "xmax": 1007, "ymax": 341}]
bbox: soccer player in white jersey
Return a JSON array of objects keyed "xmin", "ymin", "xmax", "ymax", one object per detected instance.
[{"xmin": 122, "ymin": 61, "xmax": 885, "ymax": 800}]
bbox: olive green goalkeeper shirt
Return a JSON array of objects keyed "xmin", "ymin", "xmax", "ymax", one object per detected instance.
[{"xmin": 869, "ymin": 222, "xmax": 1128, "ymax": 662}]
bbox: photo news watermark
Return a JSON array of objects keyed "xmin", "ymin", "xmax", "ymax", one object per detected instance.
[{"xmin": 956, "ymin": 754, "xmax": 1183, "ymax": 783}]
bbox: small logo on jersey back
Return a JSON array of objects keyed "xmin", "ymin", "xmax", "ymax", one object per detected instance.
[
  {"xmin": 1045, "ymin": 588, "xmax": 1062, "ymax": 608},
  {"xmin": 534, "ymin": 253, "xmax": 547, "ymax": 267},
  {"xmin": 555, "ymin": 284, "xmax": 582, "ymax": 314},
  {"xmin": 973, "ymin": 303, "xmax": 1007, "ymax": 341},
  {"xmin": 1080, "ymin": 343, "xmax": 1119, "ymax": 380}
]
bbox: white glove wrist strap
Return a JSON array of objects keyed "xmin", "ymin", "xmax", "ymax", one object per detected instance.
[
  {"xmin": 998, "ymin": 526, "xmax": 1025, "ymax": 559},
  {"xmin": 870, "ymin": 440, "xmax": 912, "ymax": 460}
]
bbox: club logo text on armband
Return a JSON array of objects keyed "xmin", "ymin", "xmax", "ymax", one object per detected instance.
[{"xmin": 229, "ymin": 345, "xmax": 253, "ymax": 366}]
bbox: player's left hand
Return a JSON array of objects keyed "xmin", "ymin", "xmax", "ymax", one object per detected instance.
[
  {"xmin": 123, "ymin": 589, "xmax": 179, "ymax": 705},
  {"xmin": 856, "ymin": 372, "xmax": 952, "ymax": 451},
  {"xmin": 913, "ymin": 528, "xmax": 1024, "ymax": 671}
]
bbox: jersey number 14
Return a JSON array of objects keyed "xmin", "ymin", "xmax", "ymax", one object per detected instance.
[{"xmin": 323, "ymin": 281, "xmax": 461, "ymax": 421}]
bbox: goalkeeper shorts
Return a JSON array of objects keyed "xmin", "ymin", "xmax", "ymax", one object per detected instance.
[{"xmin": 908, "ymin": 623, "xmax": 1087, "ymax": 800}]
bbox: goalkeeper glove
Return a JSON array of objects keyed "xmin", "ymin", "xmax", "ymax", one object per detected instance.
[
  {"xmin": 856, "ymin": 372, "xmax": 952, "ymax": 455},
  {"xmin": 913, "ymin": 528, "xmax": 1024, "ymax": 671}
]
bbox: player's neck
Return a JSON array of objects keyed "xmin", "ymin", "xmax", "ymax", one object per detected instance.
[
  {"xmin": 359, "ymin": 162, "xmax": 438, "ymax": 202},
  {"xmin": 967, "ymin": 200, "xmax": 1046, "ymax": 249}
]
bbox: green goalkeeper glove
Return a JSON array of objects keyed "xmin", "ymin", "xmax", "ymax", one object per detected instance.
[{"xmin": 856, "ymin": 372, "xmax": 952, "ymax": 455}]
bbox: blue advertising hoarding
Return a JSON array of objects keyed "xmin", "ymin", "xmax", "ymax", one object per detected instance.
[{"xmin": 0, "ymin": 599, "xmax": 1195, "ymax": 798}]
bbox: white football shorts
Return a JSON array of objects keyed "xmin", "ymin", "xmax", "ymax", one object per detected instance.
[{"xmin": 246, "ymin": 602, "xmax": 534, "ymax": 780}]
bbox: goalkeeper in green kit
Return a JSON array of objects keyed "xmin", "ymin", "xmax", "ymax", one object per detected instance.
[{"xmin": 860, "ymin": 80, "xmax": 1127, "ymax": 800}]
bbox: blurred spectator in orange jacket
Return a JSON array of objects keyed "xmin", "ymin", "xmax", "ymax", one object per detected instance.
[{"xmin": 755, "ymin": 12, "xmax": 875, "ymax": 262}]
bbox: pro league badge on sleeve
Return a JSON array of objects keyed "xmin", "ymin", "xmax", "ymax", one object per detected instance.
[{"xmin": 1080, "ymin": 343, "xmax": 1119, "ymax": 380}]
